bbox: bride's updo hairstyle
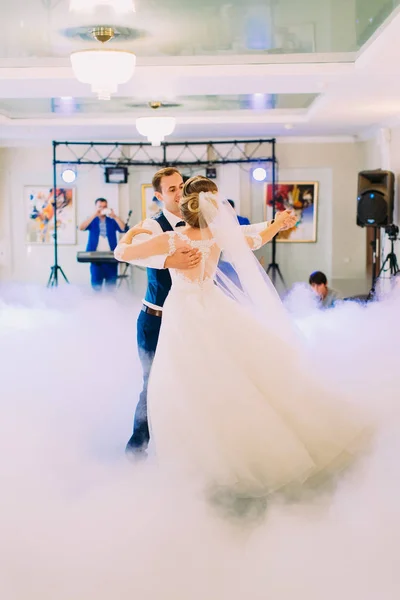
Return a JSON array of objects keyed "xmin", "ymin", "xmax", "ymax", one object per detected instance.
[{"xmin": 181, "ymin": 176, "xmax": 218, "ymax": 229}]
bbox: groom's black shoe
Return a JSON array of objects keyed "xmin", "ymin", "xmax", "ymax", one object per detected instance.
[
  {"xmin": 125, "ymin": 439, "xmax": 148, "ymax": 463},
  {"xmin": 125, "ymin": 447, "xmax": 147, "ymax": 463}
]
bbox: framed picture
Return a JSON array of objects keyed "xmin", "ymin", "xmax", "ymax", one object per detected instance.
[
  {"xmin": 25, "ymin": 186, "xmax": 76, "ymax": 245},
  {"xmin": 265, "ymin": 182, "xmax": 318, "ymax": 243},
  {"xmin": 141, "ymin": 184, "xmax": 162, "ymax": 220}
]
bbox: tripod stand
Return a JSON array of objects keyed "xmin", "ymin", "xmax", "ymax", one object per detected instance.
[
  {"xmin": 368, "ymin": 228, "xmax": 399, "ymax": 299},
  {"xmin": 267, "ymin": 236, "xmax": 286, "ymax": 287},
  {"xmin": 377, "ymin": 239, "xmax": 399, "ymax": 278},
  {"xmin": 116, "ymin": 210, "xmax": 133, "ymax": 289},
  {"xmin": 47, "ymin": 264, "xmax": 69, "ymax": 287},
  {"xmin": 47, "ymin": 142, "xmax": 69, "ymax": 288},
  {"xmin": 266, "ymin": 140, "xmax": 286, "ymax": 289}
]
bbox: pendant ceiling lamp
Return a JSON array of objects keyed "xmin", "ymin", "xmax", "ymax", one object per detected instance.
[
  {"xmin": 70, "ymin": 49, "xmax": 136, "ymax": 100},
  {"xmin": 136, "ymin": 117, "xmax": 176, "ymax": 146},
  {"xmin": 69, "ymin": 0, "xmax": 135, "ymax": 13}
]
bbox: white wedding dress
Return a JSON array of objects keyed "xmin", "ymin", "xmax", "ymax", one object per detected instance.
[{"xmin": 147, "ymin": 227, "xmax": 370, "ymax": 499}]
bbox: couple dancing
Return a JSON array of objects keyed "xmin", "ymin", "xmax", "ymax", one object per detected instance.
[{"xmin": 115, "ymin": 168, "xmax": 369, "ymax": 500}]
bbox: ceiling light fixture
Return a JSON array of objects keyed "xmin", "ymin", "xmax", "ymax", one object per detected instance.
[
  {"xmin": 136, "ymin": 117, "xmax": 176, "ymax": 146},
  {"xmin": 70, "ymin": 49, "xmax": 136, "ymax": 100},
  {"xmin": 90, "ymin": 26, "xmax": 116, "ymax": 44},
  {"xmin": 69, "ymin": 0, "xmax": 135, "ymax": 13}
]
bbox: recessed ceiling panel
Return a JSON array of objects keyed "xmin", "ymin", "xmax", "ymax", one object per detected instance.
[{"xmin": 0, "ymin": 0, "xmax": 397, "ymax": 61}]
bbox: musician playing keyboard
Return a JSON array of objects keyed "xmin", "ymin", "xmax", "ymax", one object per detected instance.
[{"xmin": 79, "ymin": 198, "xmax": 128, "ymax": 290}]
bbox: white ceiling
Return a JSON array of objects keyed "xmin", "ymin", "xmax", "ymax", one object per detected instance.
[{"xmin": 0, "ymin": 2, "xmax": 400, "ymax": 143}]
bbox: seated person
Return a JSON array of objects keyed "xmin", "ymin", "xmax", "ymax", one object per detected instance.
[{"xmin": 309, "ymin": 271, "xmax": 340, "ymax": 309}]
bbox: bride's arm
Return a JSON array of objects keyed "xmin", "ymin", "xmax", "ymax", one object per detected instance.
[
  {"xmin": 115, "ymin": 218, "xmax": 169, "ymax": 268},
  {"xmin": 240, "ymin": 221, "xmax": 270, "ymax": 233},
  {"xmin": 245, "ymin": 210, "xmax": 297, "ymax": 249},
  {"xmin": 115, "ymin": 229, "xmax": 186, "ymax": 262}
]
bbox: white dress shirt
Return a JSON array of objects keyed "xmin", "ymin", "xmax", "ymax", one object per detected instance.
[
  {"xmin": 119, "ymin": 208, "xmax": 183, "ymax": 310},
  {"xmin": 97, "ymin": 236, "xmax": 111, "ymax": 252},
  {"xmin": 115, "ymin": 209, "xmax": 269, "ymax": 311}
]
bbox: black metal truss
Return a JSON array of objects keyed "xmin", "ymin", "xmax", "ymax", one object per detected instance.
[
  {"xmin": 53, "ymin": 139, "xmax": 276, "ymax": 167},
  {"xmin": 49, "ymin": 138, "xmax": 280, "ymax": 287}
]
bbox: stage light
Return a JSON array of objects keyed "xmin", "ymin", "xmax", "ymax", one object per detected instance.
[
  {"xmin": 61, "ymin": 169, "xmax": 76, "ymax": 183},
  {"xmin": 252, "ymin": 167, "xmax": 267, "ymax": 182}
]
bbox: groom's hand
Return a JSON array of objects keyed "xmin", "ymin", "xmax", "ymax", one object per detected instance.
[{"xmin": 164, "ymin": 248, "xmax": 201, "ymax": 270}]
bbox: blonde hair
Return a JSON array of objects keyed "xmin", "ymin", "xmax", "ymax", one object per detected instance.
[{"xmin": 180, "ymin": 176, "xmax": 218, "ymax": 228}]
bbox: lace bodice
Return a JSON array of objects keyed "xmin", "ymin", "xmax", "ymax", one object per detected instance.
[{"xmin": 168, "ymin": 232, "xmax": 220, "ymax": 289}]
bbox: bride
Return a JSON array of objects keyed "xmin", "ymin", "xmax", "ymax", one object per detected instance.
[{"xmin": 115, "ymin": 176, "xmax": 370, "ymax": 500}]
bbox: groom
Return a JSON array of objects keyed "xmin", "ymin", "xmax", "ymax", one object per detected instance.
[
  {"xmin": 120, "ymin": 167, "xmax": 201, "ymax": 455},
  {"xmin": 118, "ymin": 168, "xmax": 291, "ymax": 456}
]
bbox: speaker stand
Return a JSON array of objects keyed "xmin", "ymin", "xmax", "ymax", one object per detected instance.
[
  {"xmin": 369, "ymin": 227, "xmax": 379, "ymax": 293},
  {"xmin": 368, "ymin": 234, "xmax": 399, "ymax": 299}
]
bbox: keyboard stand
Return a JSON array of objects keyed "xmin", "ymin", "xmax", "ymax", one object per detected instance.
[{"xmin": 117, "ymin": 263, "xmax": 131, "ymax": 288}]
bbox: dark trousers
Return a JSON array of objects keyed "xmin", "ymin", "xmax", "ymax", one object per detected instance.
[
  {"xmin": 126, "ymin": 309, "xmax": 162, "ymax": 452},
  {"xmin": 90, "ymin": 262, "xmax": 118, "ymax": 291}
]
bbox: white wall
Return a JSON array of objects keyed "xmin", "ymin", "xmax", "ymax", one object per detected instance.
[
  {"xmin": 362, "ymin": 127, "xmax": 400, "ymax": 213},
  {"xmin": 0, "ymin": 144, "xmax": 209, "ymax": 290},
  {"xmin": 0, "ymin": 148, "xmax": 11, "ymax": 274},
  {"xmin": 385, "ymin": 128, "xmax": 400, "ymax": 225},
  {"xmin": 246, "ymin": 140, "xmax": 367, "ymax": 296},
  {"xmin": 361, "ymin": 129, "xmax": 400, "ymax": 294},
  {"xmin": 249, "ymin": 164, "xmax": 333, "ymax": 290},
  {"xmin": 362, "ymin": 136, "xmax": 382, "ymax": 170},
  {"xmin": 0, "ymin": 146, "xmax": 125, "ymax": 285},
  {"xmin": 0, "ymin": 139, "xmax": 372, "ymax": 298}
]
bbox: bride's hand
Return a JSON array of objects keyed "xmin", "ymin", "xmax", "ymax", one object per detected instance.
[{"xmin": 275, "ymin": 210, "xmax": 297, "ymax": 231}]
